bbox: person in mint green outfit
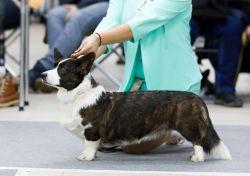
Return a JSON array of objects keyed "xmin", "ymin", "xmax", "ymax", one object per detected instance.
[{"xmin": 72, "ymin": 0, "xmax": 202, "ymax": 153}]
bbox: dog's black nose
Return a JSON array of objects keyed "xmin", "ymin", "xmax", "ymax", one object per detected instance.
[{"xmin": 41, "ymin": 72, "xmax": 47, "ymax": 80}]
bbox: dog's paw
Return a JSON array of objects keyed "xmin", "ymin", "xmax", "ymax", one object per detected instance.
[
  {"xmin": 77, "ymin": 151, "xmax": 95, "ymax": 161},
  {"xmin": 190, "ymin": 154, "xmax": 204, "ymax": 163}
]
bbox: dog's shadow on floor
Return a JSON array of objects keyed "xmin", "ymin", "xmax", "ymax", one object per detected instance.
[{"xmin": 95, "ymin": 143, "xmax": 194, "ymax": 162}]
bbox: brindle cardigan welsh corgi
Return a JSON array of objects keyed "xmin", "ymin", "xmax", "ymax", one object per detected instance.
[{"xmin": 41, "ymin": 49, "xmax": 232, "ymax": 162}]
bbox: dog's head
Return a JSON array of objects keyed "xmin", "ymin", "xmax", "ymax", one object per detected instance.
[{"xmin": 41, "ymin": 48, "xmax": 95, "ymax": 91}]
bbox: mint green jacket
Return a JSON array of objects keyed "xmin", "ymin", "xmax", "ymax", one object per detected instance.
[{"xmin": 95, "ymin": 0, "xmax": 202, "ymax": 92}]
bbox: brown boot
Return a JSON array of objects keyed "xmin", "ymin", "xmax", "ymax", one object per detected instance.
[
  {"xmin": 34, "ymin": 78, "xmax": 57, "ymax": 93},
  {"xmin": 0, "ymin": 73, "xmax": 19, "ymax": 108}
]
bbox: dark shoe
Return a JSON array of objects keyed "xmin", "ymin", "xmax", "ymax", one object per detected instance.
[
  {"xmin": 214, "ymin": 93, "xmax": 243, "ymax": 108},
  {"xmin": 0, "ymin": 73, "xmax": 19, "ymax": 108},
  {"xmin": 98, "ymin": 146, "xmax": 122, "ymax": 153},
  {"xmin": 34, "ymin": 78, "xmax": 57, "ymax": 93}
]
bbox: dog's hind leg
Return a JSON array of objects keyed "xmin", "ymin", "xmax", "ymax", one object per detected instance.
[
  {"xmin": 175, "ymin": 118, "xmax": 206, "ymax": 162},
  {"xmin": 190, "ymin": 145, "xmax": 205, "ymax": 162},
  {"xmin": 176, "ymin": 129, "xmax": 205, "ymax": 162}
]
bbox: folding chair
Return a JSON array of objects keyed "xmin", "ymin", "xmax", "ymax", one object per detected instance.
[
  {"xmin": 0, "ymin": 0, "xmax": 29, "ymax": 111},
  {"xmin": 0, "ymin": 0, "xmax": 5, "ymax": 77},
  {"xmin": 193, "ymin": 35, "xmax": 244, "ymax": 95},
  {"xmin": 192, "ymin": 36, "xmax": 219, "ymax": 95},
  {"xmin": 19, "ymin": 0, "xmax": 30, "ymax": 111},
  {"xmin": 91, "ymin": 43, "xmax": 124, "ymax": 88},
  {"xmin": 193, "ymin": 36, "xmax": 218, "ymax": 60}
]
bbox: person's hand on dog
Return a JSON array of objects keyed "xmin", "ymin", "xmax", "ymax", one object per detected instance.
[
  {"xmin": 64, "ymin": 4, "xmax": 78, "ymax": 20},
  {"xmin": 71, "ymin": 34, "xmax": 100, "ymax": 58}
]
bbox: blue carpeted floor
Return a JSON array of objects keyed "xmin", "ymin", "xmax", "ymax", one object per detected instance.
[{"xmin": 0, "ymin": 121, "xmax": 250, "ymax": 173}]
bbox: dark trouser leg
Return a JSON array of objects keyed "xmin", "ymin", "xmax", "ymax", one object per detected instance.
[
  {"xmin": 47, "ymin": 6, "xmax": 68, "ymax": 48},
  {"xmin": 190, "ymin": 19, "xmax": 201, "ymax": 45},
  {"xmin": 214, "ymin": 13, "xmax": 244, "ymax": 94},
  {"xmin": 3, "ymin": 0, "xmax": 20, "ymax": 30},
  {"xmin": 191, "ymin": 13, "xmax": 244, "ymax": 94},
  {"xmin": 0, "ymin": 0, "xmax": 20, "ymax": 70}
]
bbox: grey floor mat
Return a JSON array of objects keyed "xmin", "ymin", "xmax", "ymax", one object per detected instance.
[
  {"xmin": 0, "ymin": 121, "xmax": 250, "ymax": 173},
  {"xmin": 0, "ymin": 170, "xmax": 17, "ymax": 176}
]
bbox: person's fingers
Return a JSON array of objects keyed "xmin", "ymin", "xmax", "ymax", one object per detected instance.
[
  {"xmin": 77, "ymin": 46, "xmax": 91, "ymax": 57},
  {"xmin": 63, "ymin": 4, "xmax": 72, "ymax": 9},
  {"xmin": 72, "ymin": 44, "xmax": 91, "ymax": 57},
  {"xmin": 75, "ymin": 39, "xmax": 88, "ymax": 53},
  {"xmin": 71, "ymin": 45, "xmax": 83, "ymax": 56},
  {"xmin": 75, "ymin": 43, "xmax": 84, "ymax": 53},
  {"xmin": 70, "ymin": 52, "xmax": 77, "ymax": 58},
  {"xmin": 71, "ymin": 35, "xmax": 99, "ymax": 58}
]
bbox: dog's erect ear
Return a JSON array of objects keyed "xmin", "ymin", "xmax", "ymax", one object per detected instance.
[
  {"xmin": 76, "ymin": 52, "xmax": 96, "ymax": 75},
  {"xmin": 54, "ymin": 48, "xmax": 64, "ymax": 64}
]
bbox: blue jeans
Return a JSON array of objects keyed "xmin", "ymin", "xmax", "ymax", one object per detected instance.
[
  {"xmin": 190, "ymin": 10, "xmax": 245, "ymax": 94},
  {"xmin": 29, "ymin": 2, "xmax": 108, "ymax": 87},
  {"xmin": 2, "ymin": 0, "xmax": 20, "ymax": 30}
]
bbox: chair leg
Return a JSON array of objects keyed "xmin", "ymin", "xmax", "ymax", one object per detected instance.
[
  {"xmin": 19, "ymin": 0, "xmax": 28, "ymax": 111},
  {"xmin": 24, "ymin": 5, "xmax": 30, "ymax": 106},
  {"xmin": 93, "ymin": 61, "xmax": 121, "ymax": 87},
  {"xmin": 91, "ymin": 44, "xmax": 124, "ymax": 88},
  {"xmin": 5, "ymin": 30, "xmax": 20, "ymax": 47},
  {"xmin": 234, "ymin": 47, "xmax": 244, "ymax": 86},
  {"xmin": 5, "ymin": 51, "xmax": 20, "ymax": 65}
]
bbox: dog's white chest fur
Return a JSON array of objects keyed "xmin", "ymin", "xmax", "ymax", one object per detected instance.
[{"xmin": 56, "ymin": 76, "xmax": 105, "ymax": 136}]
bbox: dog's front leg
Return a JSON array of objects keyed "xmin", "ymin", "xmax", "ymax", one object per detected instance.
[{"xmin": 77, "ymin": 127, "xmax": 100, "ymax": 161}]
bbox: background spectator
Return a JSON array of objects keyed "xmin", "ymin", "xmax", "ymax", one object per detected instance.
[
  {"xmin": 191, "ymin": 0, "xmax": 245, "ymax": 107},
  {"xmin": 0, "ymin": 0, "xmax": 20, "ymax": 108},
  {"xmin": 230, "ymin": 1, "xmax": 250, "ymax": 74},
  {"xmin": 28, "ymin": 0, "xmax": 109, "ymax": 92}
]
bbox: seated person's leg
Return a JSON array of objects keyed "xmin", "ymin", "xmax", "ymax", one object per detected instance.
[
  {"xmin": 194, "ymin": 11, "xmax": 245, "ymax": 107},
  {"xmin": 47, "ymin": 6, "xmax": 69, "ymax": 48},
  {"xmin": 0, "ymin": 1, "xmax": 20, "ymax": 108},
  {"xmin": 190, "ymin": 19, "xmax": 201, "ymax": 45},
  {"xmin": 241, "ymin": 43, "xmax": 250, "ymax": 73},
  {"xmin": 213, "ymin": 11, "xmax": 245, "ymax": 107},
  {"xmin": 29, "ymin": 2, "xmax": 109, "ymax": 90},
  {"xmin": 3, "ymin": 0, "xmax": 20, "ymax": 30},
  {"xmin": 28, "ymin": 7, "xmax": 69, "ymax": 90},
  {"xmin": 51, "ymin": 2, "xmax": 108, "ymax": 59}
]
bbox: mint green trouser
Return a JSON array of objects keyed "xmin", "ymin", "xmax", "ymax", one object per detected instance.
[
  {"xmin": 129, "ymin": 47, "xmax": 201, "ymax": 95},
  {"xmin": 129, "ymin": 78, "xmax": 201, "ymax": 95}
]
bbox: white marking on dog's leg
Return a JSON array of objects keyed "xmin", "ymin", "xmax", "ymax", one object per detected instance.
[
  {"xmin": 191, "ymin": 145, "xmax": 205, "ymax": 162},
  {"xmin": 77, "ymin": 139, "xmax": 100, "ymax": 161},
  {"xmin": 211, "ymin": 141, "xmax": 232, "ymax": 160}
]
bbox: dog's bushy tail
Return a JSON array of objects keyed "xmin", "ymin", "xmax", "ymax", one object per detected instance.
[
  {"xmin": 200, "ymin": 104, "xmax": 232, "ymax": 160},
  {"xmin": 201, "ymin": 124, "xmax": 232, "ymax": 160}
]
